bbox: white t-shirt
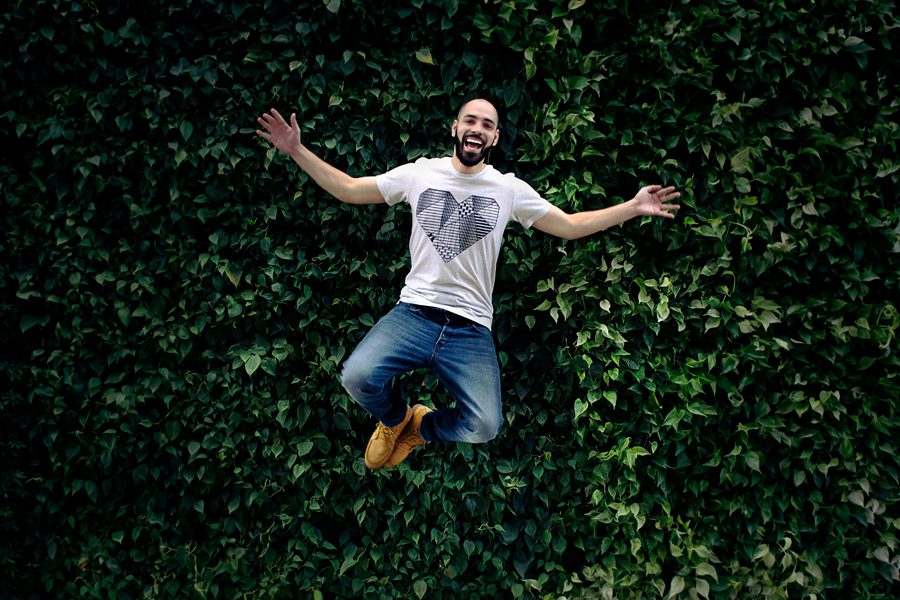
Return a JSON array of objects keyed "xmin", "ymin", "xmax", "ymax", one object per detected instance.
[{"xmin": 375, "ymin": 157, "xmax": 552, "ymax": 328}]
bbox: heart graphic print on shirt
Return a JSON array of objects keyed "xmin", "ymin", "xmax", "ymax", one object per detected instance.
[{"xmin": 416, "ymin": 189, "xmax": 501, "ymax": 263}]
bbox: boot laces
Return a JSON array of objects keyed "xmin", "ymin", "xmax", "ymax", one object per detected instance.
[
  {"xmin": 402, "ymin": 428, "xmax": 424, "ymax": 447},
  {"xmin": 374, "ymin": 422, "xmax": 398, "ymax": 441}
]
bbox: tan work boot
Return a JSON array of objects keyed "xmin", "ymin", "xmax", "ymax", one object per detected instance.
[
  {"xmin": 364, "ymin": 406, "xmax": 412, "ymax": 470},
  {"xmin": 384, "ymin": 404, "xmax": 432, "ymax": 469}
]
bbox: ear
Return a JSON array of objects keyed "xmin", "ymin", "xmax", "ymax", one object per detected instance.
[
  {"xmin": 451, "ymin": 119, "xmax": 458, "ymax": 137},
  {"xmin": 491, "ymin": 127, "xmax": 500, "ymax": 147}
]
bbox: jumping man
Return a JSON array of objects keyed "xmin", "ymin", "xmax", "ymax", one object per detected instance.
[{"xmin": 256, "ymin": 99, "xmax": 681, "ymax": 470}]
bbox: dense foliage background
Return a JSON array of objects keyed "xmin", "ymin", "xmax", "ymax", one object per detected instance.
[{"xmin": 2, "ymin": 0, "xmax": 899, "ymax": 598}]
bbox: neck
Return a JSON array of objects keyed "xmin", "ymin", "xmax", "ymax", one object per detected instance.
[{"xmin": 451, "ymin": 152, "xmax": 486, "ymax": 174}]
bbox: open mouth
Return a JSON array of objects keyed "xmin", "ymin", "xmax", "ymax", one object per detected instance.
[{"xmin": 463, "ymin": 136, "xmax": 484, "ymax": 151}]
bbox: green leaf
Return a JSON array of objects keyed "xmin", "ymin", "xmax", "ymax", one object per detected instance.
[
  {"xmin": 166, "ymin": 421, "xmax": 181, "ymax": 441},
  {"xmin": 84, "ymin": 480, "xmax": 97, "ymax": 501},
  {"xmin": 245, "ymin": 355, "xmax": 261, "ymax": 376},
  {"xmin": 297, "ymin": 440, "xmax": 314, "ymax": 457},
  {"xmin": 180, "ymin": 121, "xmax": 194, "ymax": 141},
  {"xmin": 663, "ymin": 408, "xmax": 684, "ymax": 429},
  {"xmin": 624, "ymin": 446, "xmax": 651, "ymax": 468},
  {"xmin": 656, "ymin": 297, "xmax": 670, "ymax": 321},
  {"xmin": 225, "ymin": 262, "xmax": 242, "ymax": 287},
  {"xmin": 413, "ymin": 580, "xmax": 427, "ymax": 599},
  {"xmin": 20, "ymin": 314, "xmax": 50, "ymax": 332},
  {"xmin": 668, "ymin": 575, "xmax": 685, "ymax": 598},
  {"xmin": 574, "ymin": 399, "xmax": 587, "ymax": 420},
  {"xmin": 228, "ymin": 497, "xmax": 241, "ymax": 514},
  {"xmin": 696, "ymin": 562, "xmax": 719, "ymax": 582},
  {"xmin": 730, "ymin": 148, "xmax": 751, "ymax": 174},
  {"xmin": 415, "ymin": 48, "xmax": 435, "ymax": 65},
  {"xmin": 844, "ymin": 36, "xmax": 874, "ymax": 53},
  {"xmin": 324, "ymin": 0, "xmax": 340, "ymax": 13},
  {"xmin": 724, "ymin": 27, "xmax": 741, "ymax": 45},
  {"xmin": 875, "ymin": 160, "xmax": 899, "ymax": 178},
  {"xmin": 604, "ymin": 391, "xmax": 617, "ymax": 408},
  {"xmin": 745, "ymin": 451, "xmax": 761, "ymax": 473},
  {"xmin": 338, "ymin": 554, "xmax": 357, "ymax": 577}
]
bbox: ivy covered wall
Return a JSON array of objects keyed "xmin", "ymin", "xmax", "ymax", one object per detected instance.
[{"xmin": 2, "ymin": 0, "xmax": 899, "ymax": 598}]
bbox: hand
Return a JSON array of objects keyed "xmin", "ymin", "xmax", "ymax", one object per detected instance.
[
  {"xmin": 632, "ymin": 185, "xmax": 681, "ymax": 219},
  {"xmin": 256, "ymin": 108, "xmax": 301, "ymax": 157}
]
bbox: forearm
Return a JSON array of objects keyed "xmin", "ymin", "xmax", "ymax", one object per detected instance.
[
  {"xmin": 534, "ymin": 199, "xmax": 641, "ymax": 240},
  {"xmin": 289, "ymin": 145, "xmax": 382, "ymax": 204},
  {"xmin": 565, "ymin": 199, "xmax": 640, "ymax": 239}
]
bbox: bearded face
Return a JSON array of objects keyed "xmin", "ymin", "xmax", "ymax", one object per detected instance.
[
  {"xmin": 451, "ymin": 99, "xmax": 500, "ymax": 169},
  {"xmin": 453, "ymin": 129, "xmax": 492, "ymax": 167}
]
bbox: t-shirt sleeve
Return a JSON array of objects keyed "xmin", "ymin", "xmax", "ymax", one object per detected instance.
[
  {"xmin": 510, "ymin": 177, "xmax": 553, "ymax": 229},
  {"xmin": 375, "ymin": 162, "xmax": 420, "ymax": 206}
]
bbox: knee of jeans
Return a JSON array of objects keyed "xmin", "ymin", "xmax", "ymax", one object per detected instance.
[
  {"xmin": 340, "ymin": 357, "xmax": 367, "ymax": 398},
  {"xmin": 464, "ymin": 412, "xmax": 503, "ymax": 444}
]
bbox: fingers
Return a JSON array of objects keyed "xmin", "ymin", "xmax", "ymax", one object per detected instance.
[
  {"xmin": 271, "ymin": 108, "xmax": 289, "ymax": 126},
  {"xmin": 255, "ymin": 109, "xmax": 297, "ymax": 141},
  {"xmin": 256, "ymin": 109, "xmax": 290, "ymax": 129},
  {"xmin": 644, "ymin": 185, "xmax": 678, "ymax": 199},
  {"xmin": 256, "ymin": 114, "xmax": 277, "ymax": 134}
]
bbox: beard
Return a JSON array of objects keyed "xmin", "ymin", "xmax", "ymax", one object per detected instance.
[{"xmin": 453, "ymin": 132, "xmax": 492, "ymax": 167}]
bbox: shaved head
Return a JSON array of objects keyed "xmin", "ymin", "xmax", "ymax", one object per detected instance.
[{"xmin": 456, "ymin": 98, "xmax": 499, "ymax": 124}]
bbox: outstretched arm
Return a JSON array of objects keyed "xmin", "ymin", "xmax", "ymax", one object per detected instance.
[
  {"xmin": 532, "ymin": 185, "xmax": 681, "ymax": 240},
  {"xmin": 256, "ymin": 108, "xmax": 385, "ymax": 205}
]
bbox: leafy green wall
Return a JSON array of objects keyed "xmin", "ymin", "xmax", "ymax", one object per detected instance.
[{"xmin": 2, "ymin": 0, "xmax": 899, "ymax": 598}]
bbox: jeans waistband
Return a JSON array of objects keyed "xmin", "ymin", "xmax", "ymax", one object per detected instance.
[{"xmin": 401, "ymin": 302, "xmax": 478, "ymax": 328}]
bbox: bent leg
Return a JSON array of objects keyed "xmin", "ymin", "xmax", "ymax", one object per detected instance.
[
  {"xmin": 341, "ymin": 303, "xmax": 439, "ymax": 427},
  {"xmin": 419, "ymin": 322, "xmax": 503, "ymax": 444}
]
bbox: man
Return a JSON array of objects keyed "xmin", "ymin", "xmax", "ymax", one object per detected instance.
[{"xmin": 256, "ymin": 99, "xmax": 680, "ymax": 470}]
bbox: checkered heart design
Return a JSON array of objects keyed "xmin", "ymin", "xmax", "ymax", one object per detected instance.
[{"xmin": 416, "ymin": 189, "xmax": 500, "ymax": 263}]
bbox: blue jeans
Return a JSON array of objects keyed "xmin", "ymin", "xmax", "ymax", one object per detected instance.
[{"xmin": 341, "ymin": 302, "xmax": 503, "ymax": 444}]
